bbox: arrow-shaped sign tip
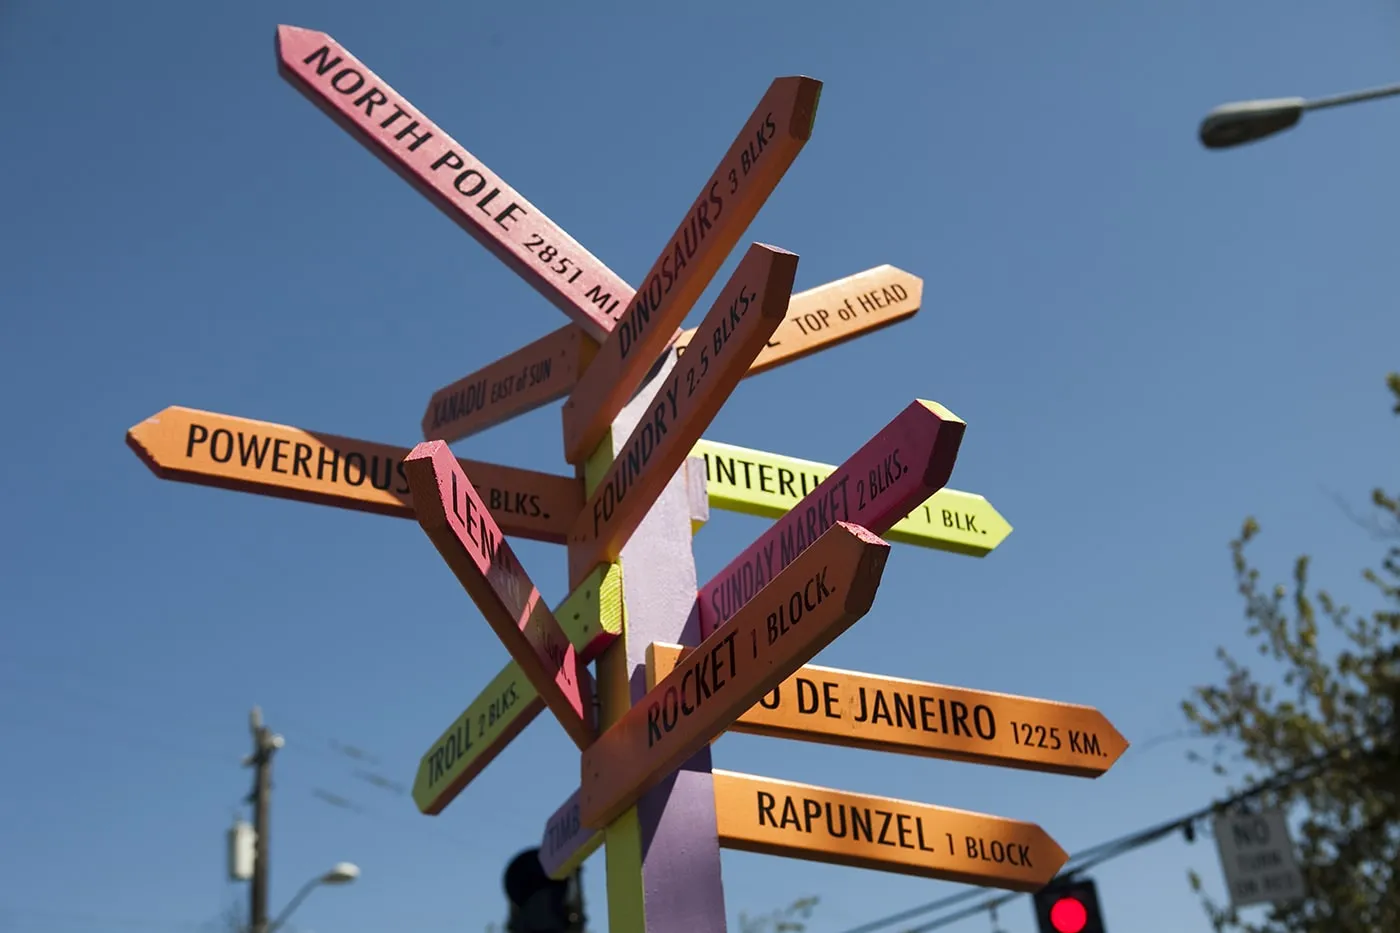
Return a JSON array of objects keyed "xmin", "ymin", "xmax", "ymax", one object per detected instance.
[{"xmin": 125, "ymin": 408, "xmax": 175, "ymax": 477}]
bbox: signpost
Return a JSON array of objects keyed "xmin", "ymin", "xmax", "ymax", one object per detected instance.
[
  {"xmin": 566, "ymin": 244, "xmax": 799, "ymax": 584},
  {"xmin": 691, "ymin": 436, "xmax": 1012, "ymax": 556},
  {"xmin": 403, "ymin": 441, "xmax": 594, "ymax": 749},
  {"xmin": 413, "ymin": 661, "xmax": 540, "ymax": 815},
  {"xmin": 421, "ymin": 265, "xmax": 923, "ymax": 448},
  {"xmin": 122, "ymin": 31, "xmax": 1130, "ymax": 933},
  {"xmin": 676, "ymin": 264, "xmax": 922, "ymax": 376},
  {"xmin": 560, "ymin": 76, "xmax": 823, "ymax": 464},
  {"xmin": 277, "ymin": 26, "xmax": 629, "ymax": 342},
  {"xmin": 713, "ymin": 770, "xmax": 1068, "ymax": 892},
  {"xmin": 422, "ymin": 325, "xmax": 597, "ymax": 445},
  {"xmin": 126, "ymin": 405, "xmax": 580, "ymax": 543},
  {"xmin": 579, "ymin": 522, "xmax": 891, "ymax": 829},
  {"xmin": 650, "ymin": 645, "xmax": 1128, "ymax": 778},
  {"xmin": 413, "ymin": 563, "xmax": 623, "ymax": 815},
  {"xmin": 699, "ymin": 399, "xmax": 966, "ymax": 637},
  {"xmin": 1212, "ymin": 809, "xmax": 1305, "ymax": 908}
]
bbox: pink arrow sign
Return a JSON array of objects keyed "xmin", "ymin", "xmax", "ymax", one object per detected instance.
[
  {"xmin": 698, "ymin": 400, "xmax": 966, "ymax": 638},
  {"xmin": 277, "ymin": 25, "xmax": 629, "ymax": 342},
  {"xmin": 403, "ymin": 441, "xmax": 593, "ymax": 749}
]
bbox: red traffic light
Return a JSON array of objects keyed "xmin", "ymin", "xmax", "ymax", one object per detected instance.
[
  {"xmin": 1033, "ymin": 877, "xmax": 1105, "ymax": 933},
  {"xmin": 1049, "ymin": 895, "xmax": 1088, "ymax": 933}
]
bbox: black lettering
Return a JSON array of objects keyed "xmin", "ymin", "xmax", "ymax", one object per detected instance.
[
  {"xmin": 185, "ymin": 423, "xmax": 209, "ymax": 457},
  {"xmin": 353, "ymin": 87, "xmax": 388, "ymax": 117},
  {"xmin": 646, "ymin": 703, "xmax": 662, "ymax": 746},
  {"xmin": 270, "ymin": 439, "xmax": 289, "ymax": 474},
  {"xmin": 757, "ymin": 791, "xmax": 777, "ymax": 826},
  {"xmin": 209, "ymin": 429, "xmax": 233, "ymax": 463},
  {"xmin": 330, "ymin": 68, "xmax": 365, "ymax": 95},
  {"xmin": 302, "ymin": 46, "xmax": 342, "ymax": 76},
  {"xmin": 292, "ymin": 443, "xmax": 312, "ymax": 477}
]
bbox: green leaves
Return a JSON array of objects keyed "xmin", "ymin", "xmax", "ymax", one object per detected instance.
[{"xmin": 1181, "ymin": 373, "xmax": 1399, "ymax": 933}]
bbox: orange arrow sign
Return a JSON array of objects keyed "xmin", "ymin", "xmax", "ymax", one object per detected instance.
[
  {"xmin": 125, "ymin": 406, "xmax": 580, "ymax": 543},
  {"xmin": 651, "ymin": 644, "xmax": 1129, "ymax": 778},
  {"xmin": 675, "ymin": 264, "xmax": 921, "ymax": 377},
  {"xmin": 420, "ymin": 265, "xmax": 921, "ymax": 447},
  {"xmin": 276, "ymin": 25, "xmax": 628, "ymax": 342},
  {"xmin": 561, "ymin": 76, "xmax": 822, "ymax": 463},
  {"xmin": 566, "ymin": 244, "xmax": 799, "ymax": 585},
  {"xmin": 403, "ymin": 441, "xmax": 593, "ymax": 749},
  {"xmin": 579, "ymin": 522, "xmax": 889, "ymax": 829},
  {"xmin": 713, "ymin": 770, "xmax": 1068, "ymax": 892}
]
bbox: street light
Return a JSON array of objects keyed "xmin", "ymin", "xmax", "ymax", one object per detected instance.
[
  {"xmin": 265, "ymin": 862, "xmax": 360, "ymax": 933},
  {"xmin": 1199, "ymin": 81, "xmax": 1400, "ymax": 149}
]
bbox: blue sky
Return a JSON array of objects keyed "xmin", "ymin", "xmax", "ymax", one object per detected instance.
[{"xmin": 2, "ymin": 2, "xmax": 1398, "ymax": 932}]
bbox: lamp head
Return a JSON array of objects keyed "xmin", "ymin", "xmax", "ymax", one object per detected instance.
[
  {"xmin": 1199, "ymin": 97, "xmax": 1306, "ymax": 149},
  {"xmin": 322, "ymin": 862, "xmax": 360, "ymax": 885}
]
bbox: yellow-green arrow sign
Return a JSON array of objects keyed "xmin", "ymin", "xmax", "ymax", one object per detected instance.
[{"xmin": 691, "ymin": 438, "xmax": 1011, "ymax": 557}]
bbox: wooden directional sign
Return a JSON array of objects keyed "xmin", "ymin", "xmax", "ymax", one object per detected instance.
[
  {"xmin": 422, "ymin": 325, "xmax": 597, "ymax": 444},
  {"xmin": 403, "ymin": 441, "xmax": 593, "ymax": 749},
  {"xmin": 691, "ymin": 437, "xmax": 1011, "ymax": 557},
  {"xmin": 412, "ymin": 563, "xmax": 622, "ymax": 816},
  {"xmin": 561, "ymin": 76, "xmax": 823, "ymax": 463},
  {"xmin": 579, "ymin": 522, "xmax": 890, "ymax": 829},
  {"xmin": 421, "ymin": 265, "xmax": 920, "ymax": 446},
  {"xmin": 676, "ymin": 265, "xmax": 921, "ymax": 377},
  {"xmin": 567, "ymin": 244, "xmax": 799, "ymax": 584},
  {"xmin": 712, "ymin": 770, "xmax": 1068, "ymax": 891},
  {"xmin": 539, "ymin": 789, "xmax": 598, "ymax": 880},
  {"xmin": 277, "ymin": 25, "xmax": 629, "ymax": 342},
  {"xmin": 413, "ymin": 661, "xmax": 541, "ymax": 815},
  {"xmin": 699, "ymin": 399, "xmax": 966, "ymax": 638},
  {"xmin": 650, "ymin": 644, "xmax": 1129, "ymax": 778},
  {"xmin": 126, "ymin": 406, "xmax": 580, "ymax": 543}
]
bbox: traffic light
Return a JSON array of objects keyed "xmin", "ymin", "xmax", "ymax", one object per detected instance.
[
  {"xmin": 1032, "ymin": 877, "xmax": 1106, "ymax": 933},
  {"xmin": 502, "ymin": 847, "xmax": 585, "ymax": 933}
]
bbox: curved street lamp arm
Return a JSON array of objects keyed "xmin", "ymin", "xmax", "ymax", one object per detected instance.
[{"xmin": 265, "ymin": 878, "xmax": 321, "ymax": 933}]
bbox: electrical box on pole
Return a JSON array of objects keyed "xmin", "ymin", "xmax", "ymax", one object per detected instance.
[{"xmin": 227, "ymin": 820, "xmax": 256, "ymax": 882}]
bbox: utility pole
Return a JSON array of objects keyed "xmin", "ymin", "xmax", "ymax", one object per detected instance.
[{"xmin": 244, "ymin": 707, "xmax": 283, "ymax": 933}]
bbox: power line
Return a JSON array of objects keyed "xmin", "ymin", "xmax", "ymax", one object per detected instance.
[{"xmin": 834, "ymin": 733, "xmax": 1381, "ymax": 933}]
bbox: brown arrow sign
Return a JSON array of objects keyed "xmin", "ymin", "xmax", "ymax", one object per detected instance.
[
  {"xmin": 651, "ymin": 644, "xmax": 1129, "ymax": 778},
  {"xmin": 126, "ymin": 406, "xmax": 580, "ymax": 543},
  {"xmin": 713, "ymin": 770, "xmax": 1068, "ymax": 892}
]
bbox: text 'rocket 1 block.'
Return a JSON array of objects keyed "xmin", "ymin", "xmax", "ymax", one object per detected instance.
[{"xmin": 579, "ymin": 521, "xmax": 889, "ymax": 829}]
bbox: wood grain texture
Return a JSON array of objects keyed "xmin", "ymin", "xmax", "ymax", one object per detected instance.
[
  {"xmin": 713, "ymin": 770, "xmax": 1068, "ymax": 892},
  {"xmin": 581, "ymin": 522, "xmax": 891, "ymax": 829},
  {"xmin": 651, "ymin": 644, "xmax": 1129, "ymax": 778},
  {"xmin": 412, "ymin": 661, "xmax": 541, "ymax": 815},
  {"xmin": 691, "ymin": 436, "xmax": 1012, "ymax": 556},
  {"xmin": 418, "ymin": 265, "xmax": 916, "ymax": 447},
  {"xmin": 561, "ymin": 76, "xmax": 822, "ymax": 463},
  {"xmin": 403, "ymin": 441, "xmax": 593, "ymax": 749},
  {"xmin": 676, "ymin": 264, "xmax": 920, "ymax": 377},
  {"xmin": 567, "ymin": 245, "xmax": 799, "ymax": 585},
  {"xmin": 421, "ymin": 325, "xmax": 597, "ymax": 444},
  {"xmin": 126, "ymin": 406, "xmax": 580, "ymax": 543},
  {"xmin": 276, "ymin": 25, "xmax": 627, "ymax": 341},
  {"xmin": 582, "ymin": 349, "xmax": 729, "ymax": 933},
  {"xmin": 698, "ymin": 399, "xmax": 965, "ymax": 638},
  {"xmin": 411, "ymin": 564, "xmax": 624, "ymax": 816}
]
